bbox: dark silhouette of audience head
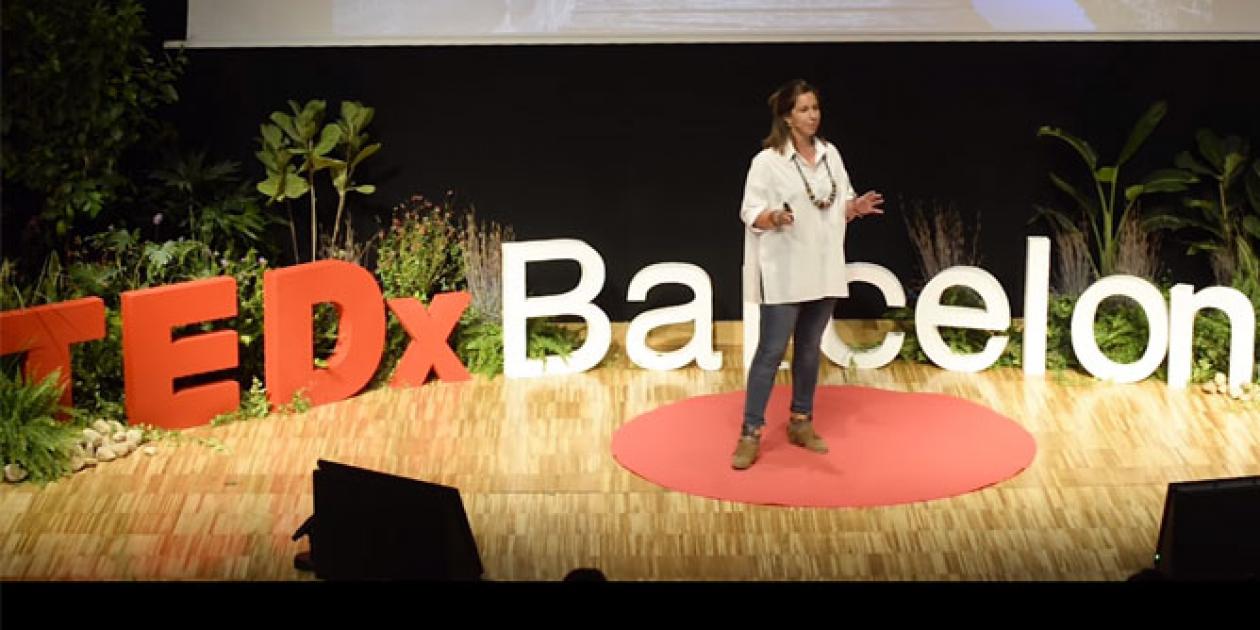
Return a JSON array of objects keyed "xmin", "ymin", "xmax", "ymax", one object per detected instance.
[{"xmin": 563, "ymin": 567, "xmax": 608, "ymax": 582}]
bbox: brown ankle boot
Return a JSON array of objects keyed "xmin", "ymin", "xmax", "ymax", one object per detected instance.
[
  {"xmin": 787, "ymin": 412, "xmax": 828, "ymax": 454},
  {"xmin": 731, "ymin": 431, "xmax": 761, "ymax": 470}
]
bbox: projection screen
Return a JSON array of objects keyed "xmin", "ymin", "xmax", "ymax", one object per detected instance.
[{"xmin": 182, "ymin": 0, "xmax": 1260, "ymax": 47}]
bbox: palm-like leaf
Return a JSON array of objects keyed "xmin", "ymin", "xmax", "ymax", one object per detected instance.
[
  {"xmin": 1175, "ymin": 151, "xmax": 1215, "ymax": 176},
  {"xmin": 1031, "ymin": 204, "xmax": 1080, "ymax": 234},
  {"xmin": 1243, "ymin": 215, "xmax": 1260, "ymax": 241},
  {"xmin": 1117, "ymin": 101, "xmax": 1167, "ymax": 167},
  {"xmin": 1127, "ymin": 168, "xmax": 1198, "ymax": 200},
  {"xmin": 1038, "ymin": 126, "xmax": 1098, "ymax": 171},
  {"xmin": 1223, "ymin": 153, "xmax": 1247, "ymax": 187},
  {"xmin": 1247, "ymin": 160, "xmax": 1260, "ymax": 216},
  {"xmin": 1048, "ymin": 172, "xmax": 1097, "ymax": 218},
  {"xmin": 1195, "ymin": 129, "xmax": 1228, "ymax": 172},
  {"xmin": 1142, "ymin": 211, "xmax": 1222, "ymax": 238}
]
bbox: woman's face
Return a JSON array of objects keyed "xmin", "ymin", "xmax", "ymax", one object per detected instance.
[{"xmin": 784, "ymin": 91, "xmax": 821, "ymax": 139}]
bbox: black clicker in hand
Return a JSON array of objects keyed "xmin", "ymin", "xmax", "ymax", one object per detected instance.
[{"xmin": 778, "ymin": 202, "xmax": 795, "ymax": 227}]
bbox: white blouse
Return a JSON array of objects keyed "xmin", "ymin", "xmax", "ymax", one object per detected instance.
[{"xmin": 740, "ymin": 138, "xmax": 857, "ymax": 304}]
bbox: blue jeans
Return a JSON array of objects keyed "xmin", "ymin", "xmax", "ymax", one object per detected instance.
[{"xmin": 742, "ymin": 298, "xmax": 837, "ymax": 436}]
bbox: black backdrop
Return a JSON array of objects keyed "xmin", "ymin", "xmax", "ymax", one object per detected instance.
[{"xmin": 145, "ymin": 5, "xmax": 1260, "ymax": 320}]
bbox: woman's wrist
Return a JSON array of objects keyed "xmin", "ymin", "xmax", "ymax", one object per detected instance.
[{"xmin": 760, "ymin": 209, "xmax": 782, "ymax": 228}]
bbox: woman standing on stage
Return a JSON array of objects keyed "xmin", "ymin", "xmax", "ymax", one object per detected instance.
[{"xmin": 733, "ymin": 79, "xmax": 885, "ymax": 470}]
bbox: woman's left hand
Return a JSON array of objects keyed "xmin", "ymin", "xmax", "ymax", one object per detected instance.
[{"xmin": 846, "ymin": 191, "xmax": 885, "ymax": 221}]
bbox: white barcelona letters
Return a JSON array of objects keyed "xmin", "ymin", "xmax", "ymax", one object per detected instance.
[{"xmin": 500, "ymin": 237, "xmax": 1257, "ymax": 392}]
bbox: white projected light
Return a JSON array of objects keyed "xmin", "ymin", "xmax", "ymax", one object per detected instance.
[{"xmin": 183, "ymin": 1, "xmax": 1260, "ymax": 47}]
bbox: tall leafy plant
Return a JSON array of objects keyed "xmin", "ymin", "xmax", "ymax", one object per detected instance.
[
  {"xmin": 1036, "ymin": 102, "xmax": 1196, "ymax": 278},
  {"xmin": 328, "ymin": 101, "xmax": 380, "ymax": 250},
  {"xmin": 260, "ymin": 100, "xmax": 340, "ymax": 262},
  {"xmin": 255, "ymin": 100, "xmax": 380, "ymax": 262},
  {"xmin": 1147, "ymin": 130, "xmax": 1260, "ymax": 301},
  {"xmin": 256, "ymin": 119, "xmax": 309, "ymax": 262}
]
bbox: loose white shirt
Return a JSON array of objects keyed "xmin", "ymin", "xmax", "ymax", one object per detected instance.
[{"xmin": 740, "ymin": 138, "xmax": 857, "ymax": 304}]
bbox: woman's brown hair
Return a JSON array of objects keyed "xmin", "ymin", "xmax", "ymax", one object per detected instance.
[{"xmin": 762, "ymin": 79, "xmax": 822, "ymax": 152}]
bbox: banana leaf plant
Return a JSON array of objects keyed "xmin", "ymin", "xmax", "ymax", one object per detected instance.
[{"xmin": 1035, "ymin": 101, "xmax": 1197, "ymax": 278}]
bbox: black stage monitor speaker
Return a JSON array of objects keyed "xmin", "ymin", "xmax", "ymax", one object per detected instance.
[
  {"xmin": 306, "ymin": 459, "xmax": 483, "ymax": 580},
  {"xmin": 1154, "ymin": 475, "xmax": 1260, "ymax": 580}
]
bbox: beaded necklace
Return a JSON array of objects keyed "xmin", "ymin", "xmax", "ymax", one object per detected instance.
[{"xmin": 791, "ymin": 151, "xmax": 837, "ymax": 210}]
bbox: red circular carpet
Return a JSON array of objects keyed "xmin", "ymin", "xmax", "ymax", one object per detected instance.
[{"xmin": 611, "ymin": 385, "xmax": 1036, "ymax": 507}]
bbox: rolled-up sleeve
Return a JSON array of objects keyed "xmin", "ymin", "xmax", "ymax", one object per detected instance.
[{"xmin": 739, "ymin": 155, "xmax": 772, "ymax": 234}]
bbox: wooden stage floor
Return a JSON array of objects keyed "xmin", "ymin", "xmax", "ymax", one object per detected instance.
[{"xmin": 2, "ymin": 322, "xmax": 1257, "ymax": 581}]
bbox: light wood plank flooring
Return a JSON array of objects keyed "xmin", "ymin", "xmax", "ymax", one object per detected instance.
[{"xmin": 2, "ymin": 322, "xmax": 1257, "ymax": 581}]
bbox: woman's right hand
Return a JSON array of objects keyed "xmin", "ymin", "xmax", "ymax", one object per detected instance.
[{"xmin": 757, "ymin": 208, "xmax": 794, "ymax": 229}]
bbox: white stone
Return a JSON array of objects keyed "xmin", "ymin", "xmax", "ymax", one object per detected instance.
[
  {"xmin": 126, "ymin": 429, "xmax": 144, "ymax": 445},
  {"xmin": 142, "ymin": 446, "xmax": 158, "ymax": 456},
  {"xmin": 95, "ymin": 446, "xmax": 117, "ymax": 462},
  {"xmin": 4, "ymin": 464, "xmax": 28, "ymax": 483},
  {"xmin": 92, "ymin": 420, "xmax": 112, "ymax": 435}
]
